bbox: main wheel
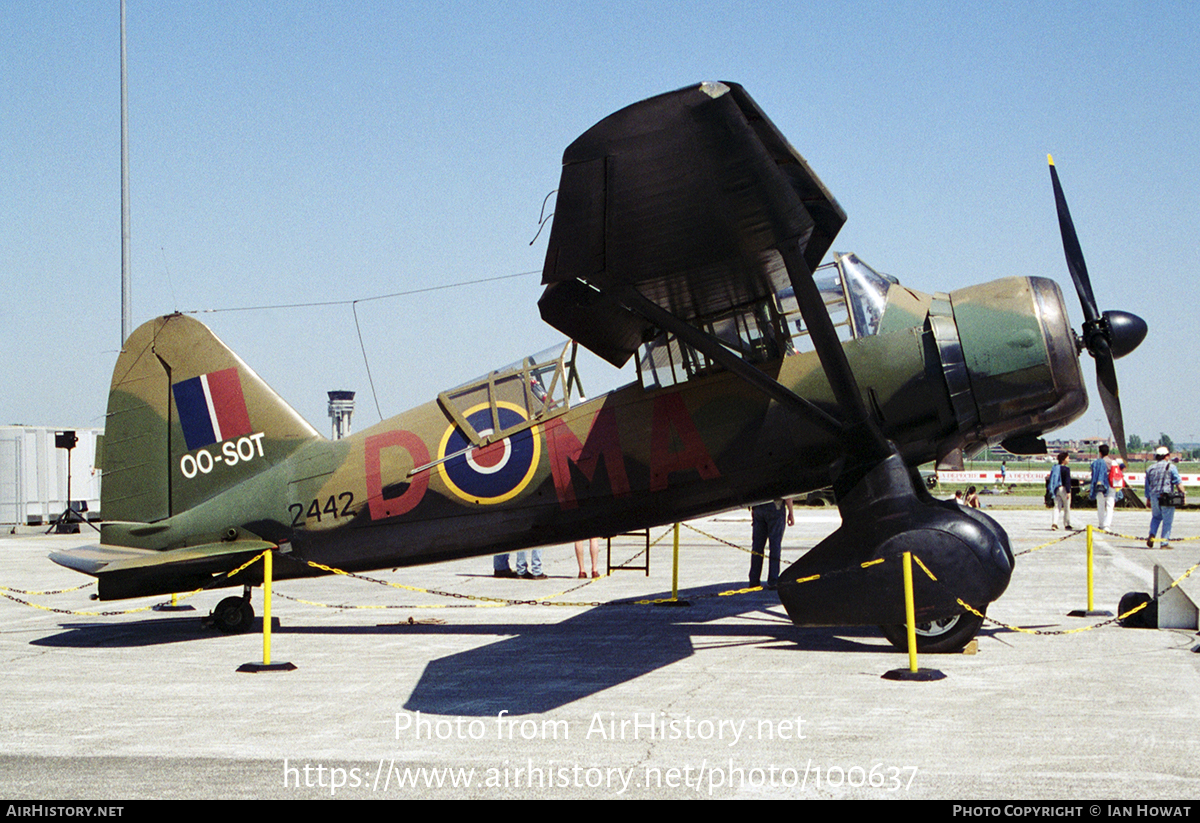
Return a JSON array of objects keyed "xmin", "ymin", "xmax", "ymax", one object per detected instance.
[
  {"xmin": 212, "ymin": 596, "xmax": 255, "ymax": 633},
  {"xmin": 878, "ymin": 612, "xmax": 984, "ymax": 654}
]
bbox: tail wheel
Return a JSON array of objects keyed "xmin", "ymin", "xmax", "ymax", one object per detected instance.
[
  {"xmin": 212, "ymin": 596, "xmax": 255, "ymax": 634},
  {"xmin": 878, "ymin": 612, "xmax": 984, "ymax": 654}
]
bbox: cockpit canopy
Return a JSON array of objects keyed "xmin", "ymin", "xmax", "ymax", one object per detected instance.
[
  {"xmin": 438, "ymin": 341, "xmax": 585, "ymax": 446},
  {"xmin": 638, "ymin": 252, "xmax": 896, "ymax": 389},
  {"xmin": 440, "ymin": 253, "xmax": 900, "ymax": 431}
]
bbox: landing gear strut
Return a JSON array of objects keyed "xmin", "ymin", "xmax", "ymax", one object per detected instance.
[
  {"xmin": 777, "ymin": 454, "xmax": 1011, "ymax": 645},
  {"xmin": 209, "ymin": 585, "xmax": 255, "ymax": 633}
]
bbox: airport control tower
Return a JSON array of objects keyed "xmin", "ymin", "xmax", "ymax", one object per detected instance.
[{"xmin": 327, "ymin": 391, "xmax": 355, "ymax": 440}]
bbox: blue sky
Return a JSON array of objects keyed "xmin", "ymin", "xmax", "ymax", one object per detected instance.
[{"xmin": 3, "ymin": 1, "xmax": 1197, "ymax": 445}]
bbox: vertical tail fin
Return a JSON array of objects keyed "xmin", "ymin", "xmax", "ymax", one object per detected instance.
[{"xmin": 102, "ymin": 314, "xmax": 321, "ymax": 522}]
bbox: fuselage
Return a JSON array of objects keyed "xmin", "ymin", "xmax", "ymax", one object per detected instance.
[{"xmin": 87, "ymin": 265, "xmax": 1085, "ymax": 599}]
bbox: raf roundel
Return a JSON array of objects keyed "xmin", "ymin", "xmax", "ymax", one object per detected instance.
[{"xmin": 436, "ymin": 402, "xmax": 541, "ymax": 505}]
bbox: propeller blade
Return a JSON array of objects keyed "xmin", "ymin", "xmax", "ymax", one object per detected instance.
[
  {"xmin": 1048, "ymin": 155, "xmax": 1146, "ymax": 465},
  {"xmin": 1093, "ymin": 341, "xmax": 1129, "ymax": 464},
  {"xmin": 1048, "ymin": 155, "xmax": 1099, "ymax": 323}
]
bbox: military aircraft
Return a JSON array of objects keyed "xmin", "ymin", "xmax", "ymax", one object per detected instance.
[{"xmin": 51, "ymin": 82, "xmax": 1145, "ymax": 652}]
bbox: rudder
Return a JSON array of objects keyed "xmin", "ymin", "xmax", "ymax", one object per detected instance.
[{"xmin": 101, "ymin": 314, "xmax": 321, "ymax": 522}]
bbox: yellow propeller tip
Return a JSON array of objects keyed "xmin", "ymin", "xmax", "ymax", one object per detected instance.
[{"xmin": 1047, "ymin": 154, "xmax": 1055, "ymax": 166}]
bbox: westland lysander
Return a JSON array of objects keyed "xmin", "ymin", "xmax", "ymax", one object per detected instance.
[{"xmin": 53, "ymin": 82, "xmax": 1144, "ymax": 652}]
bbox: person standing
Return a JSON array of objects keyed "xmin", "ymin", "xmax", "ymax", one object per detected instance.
[
  {"xmin": 1145, "ymin": 447, "xmax": 1184, "ymax": 549},
  {"xmin": 1090, "ymin": 444, "xmax": 1114, "ymax": 531},
  {"xmin": 516, "ymin": 549, "xmax": 545, "ymax": 579},
  {"xmin": 493, "ymin": 554, "xmax": 518, "ymax": 578},
  {"xmin": 1110, "ymin": 459, "xmax": 1126, "ymax": 509},
  {"xmin": 575, "ymin": 538, "xmax": 601, "ymax": 578},
  {"xmin": 1049, "ymin": 451, "xmax": 1074, "ymax": 530},
  {"xmin": 495, "ymin": 550, "xmax": 545, "ymax": 579},
  {"xmin": 749, "ymin": 498, "xmax": 794, "ymax": 590}
]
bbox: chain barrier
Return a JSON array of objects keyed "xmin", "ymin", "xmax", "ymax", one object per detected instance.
[
  {"xmin": 616, "ymin": 531, "xmax": 898, "ymax": 604},
  {"xmin": 0, "ymin": 589, "xmax": 171, "ymax": 617},
  {"xmin": 682, "ymin": 521, "xmax": 1200, "ymax": 636},
  {"xmin": 938, "ymin": 529, "xmax": 1200, "ymax": 636},
  {"xmin": 7, "ymin": 528, "xmax": 1200, "ymax": 639},
  {"xmin": 682, "ymin": 520, "xmax": 797, "ymax": 564},
  {"xmin": 1097, "ymin": 528, "xmax": 1200, "ymax": 544},
  {"xmin": 0, "ymin": 551, "xmax": 267, "ymax": 617},
  {"xmin": 677, "ymin": 520, "xmax": 816, "ymax": 600},
  {"xmin": 0, "ymin": 581, "xmax": 95, "ymax": 595},
  {"xmin": 271, "ymin": 590, "xmax": 486, "ymax": 610},
  {"xmin": 2, "ymin": 521, "xmax": 898, "ymax": 614},
  {"xmin": 1014, "ymin": 529, "xmax": 1082, "ymax": 557},
  {"xmin": 293, "ymin": 557, "xmax": 603, "ymax": 609},
  {"xmin": 274, "ymin": 529, "xmax": 679, "ymax": 611},
  {"xmin": 955, "ymin": 594, "xmax": 1157, "ymax": 636}
]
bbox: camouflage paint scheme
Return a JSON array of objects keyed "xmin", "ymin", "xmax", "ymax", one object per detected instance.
[{"xmin": 56, "ymin": 265, "xmax": 1084, "ymax": 602}]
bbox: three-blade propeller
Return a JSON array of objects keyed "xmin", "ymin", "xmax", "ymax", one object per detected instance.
[{"xmin": 1048, "ymin": 155, "xmax": 1147, "ymax": 463}]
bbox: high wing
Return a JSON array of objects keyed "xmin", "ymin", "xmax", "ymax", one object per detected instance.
[
  {"xmin": 538, "ymin": 81, "xmax": 887, "ymax": 466},
  {"xmin": 539, "ymin": 81, "xmax": 844, "ymax": 368}
]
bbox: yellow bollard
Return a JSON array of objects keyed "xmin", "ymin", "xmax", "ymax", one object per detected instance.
[
  {"xmin": 654, "ymin": 523, "xmax": 690, "ymax": 607},
  {"xmin": 1086, "ymin": 525, "xmax": 1094, "ymax": 613},
  {"xmin": 1069, "ymin": 526, "xmax": 1111, "ymax": 617},
  {"xmin": 903, "ymin": 551, "xmax": 918, "ymax": 673},
  {"xmin": 263, "ymin": 549, "xmax": 273, "ymax": 666},
  {"xmin": 237, "ymin": 549, "xmax": 296, "ymax": 672},
  {"xmin": 152, "ymin": 587, "xmax": 194, "ymax": 612},
  {"xmin": 883, "ymin": 550, "xmax": 945, "ymax": 681}
]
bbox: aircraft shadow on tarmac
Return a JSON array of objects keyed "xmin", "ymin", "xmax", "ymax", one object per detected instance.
[
  {"xmin": 394, "ymin": 587, "xmax": 994, "ymax": 716},
  {"xmin": 31, "ymin": 614, "xmax": 256, "ymax": 648},
  {"xmin": 30, "ymin": 584, "xmax": 1007, "ymax": 714}
]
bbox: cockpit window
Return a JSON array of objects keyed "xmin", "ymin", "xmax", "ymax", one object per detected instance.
[
  {"xmin": 636, "ymin": 302, "xmax": 782, "ymax": 389},
  {"xmin": 634, "ymin": 252, "xmax": 896, "ymax": 389},
  {"xmin": 839, "ymin": 253, "xmax": 897, "ymax": 338},
  {"xmin": 777, "ymin": 252, "xmax": 895, "ymax": 352},
  {"xmin": 438, "ymin": 341, "xmax": 584, "ymax": 445}
]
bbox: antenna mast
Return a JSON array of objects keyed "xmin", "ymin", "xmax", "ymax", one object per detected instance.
[{"xmin": 120, "ymin": 0, "xmax": 131, "ymax": 343}]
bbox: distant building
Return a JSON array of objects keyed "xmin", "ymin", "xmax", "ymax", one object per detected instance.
[{"xmin": 1045, "ymin": 435, "xmax": 1113, "ymax": 457}]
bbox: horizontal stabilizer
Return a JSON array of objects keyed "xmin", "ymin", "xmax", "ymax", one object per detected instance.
[
  {"xmin": 50, "ymin": 539, "xmax": 278, "ymax": 600},
  {"xmin": 48, "ymin": 544, "xmax": 143, "ymax": 576}
]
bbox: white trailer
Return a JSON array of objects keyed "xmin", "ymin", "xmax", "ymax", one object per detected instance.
[{"xmin": 0, "ymin": 426, "xmax": 102, "ymax": 525}]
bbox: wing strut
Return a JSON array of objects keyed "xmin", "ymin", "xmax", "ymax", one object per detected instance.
[
  {"xmin": 777, "ymin": 240, "xmax": 893, "ymax": 474},
  {"xmin": 610, "ymin": 282, "xmax": 844, "ymax": 435}
]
